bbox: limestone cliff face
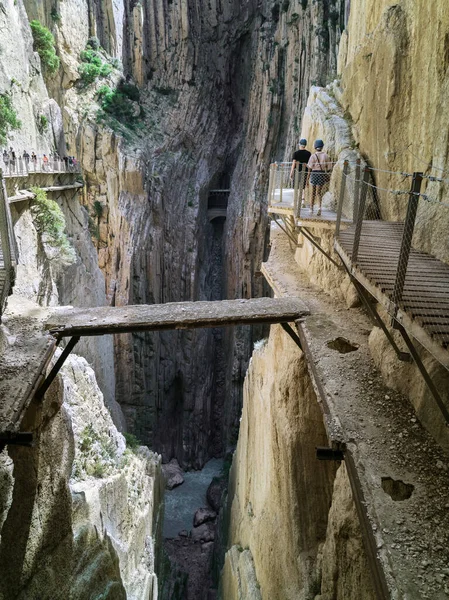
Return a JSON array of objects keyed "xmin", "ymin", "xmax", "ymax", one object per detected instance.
[
  {"xmin": 338, "ymin": 0, "xmax": 449, "ymax": 262},
  {"xmin": 221, "ymin": 326, "xmax": 375, "ymax": 599},
  {"xmin": 0, "ymin": 349, "xmax": 163, "ymax": 600},
  {"xmin": 30, "ymin": 0, "xmax": 345, "ymax": 467}
]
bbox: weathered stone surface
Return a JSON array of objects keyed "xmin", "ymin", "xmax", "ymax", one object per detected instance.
[
  {"xmin": 0, "ymin": 348, "xmax": 164, "ymax": 600},
  {"xmin": 162, "ymin": 458, "xmax": 184, "ymax": 490},
  {"xmin": 193, "ymin": 507, "xmax": 216, "ymax": 528},
  {"xmin": 220, "ymin": 546, "xmax": 262, "ymax": 600},
  {"xmin": 191, "ymin": 522, "xmax": 215, "ymax": 544},
  {"xmin": 40, "ymin": 0, "xmax": 345, "ymax": 469},
  {"xmin": 316, "ymin": 463, "xmax": 376, "ymax": 600},
  {"xmin": 206, "ymin": 477, "xmax": 227, "ymax": 512},
  {"xmin": 338, "ymin": 1, "xmax": 449, "ymax": 264},
  {"xmin": 222, "ymin": 325, "xmax": 338, "ymax": 599}
]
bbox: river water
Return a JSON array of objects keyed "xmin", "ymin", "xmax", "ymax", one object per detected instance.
[{"xmin": 163, "ymin": 458, "xmax": 224, "ymax": 538}]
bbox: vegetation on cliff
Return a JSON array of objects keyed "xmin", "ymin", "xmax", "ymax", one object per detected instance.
[
  {"xmin": 0, "ymin": 93, "xmax": 21, "ymax": 144},
  {"xmin": 30, "ymin": 187, "xmax": 76, "ymax": 265},
  {"xmin": 30, "ymin": 20, "xmax": 60, "ymax": 74}
]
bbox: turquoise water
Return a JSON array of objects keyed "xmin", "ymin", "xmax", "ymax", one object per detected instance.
[{"xmin": 163, "ymin": 458, "xmax": 224, "ymax": 538}]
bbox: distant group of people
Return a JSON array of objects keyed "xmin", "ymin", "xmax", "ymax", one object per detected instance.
[
  {"xmin": 1, "ymin": 147, "xmax": 78, "ymax": 172},
  {"xmin": 290, "ymin": 138, "xmax": 332, "ymax": 216}
]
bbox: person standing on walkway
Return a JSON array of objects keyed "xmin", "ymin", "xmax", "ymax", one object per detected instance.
[
  {"xmin": 290, "ymin": 139, "xmax": 311, "ymax": 202},
  {"xmin": 2, "ymin": 150, "xmax": 9, "ymax": 169},
  {"xmin": 9, "ymin": 147, "xmax": 16, "ymax": 172},
  {"xmin": 42, "ymin": 154, "xmax": 49, "ymax": 171},
  {"xmin": 23, "ymin": 150, "xmax": 30, "ymax": 164},
  {"xmin": 307, "ymin": 139, "xmax": 332, "ymax": 216}
]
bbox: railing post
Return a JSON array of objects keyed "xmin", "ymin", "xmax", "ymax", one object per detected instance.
[
  {"xmin": 392, "ymin": 172, "xmax": 423, "ymax": 310},
  {"xmin": 279, "ymin": 163, "xmax": 283, "ymax": 204},
  {"xmin": 335, "ymin": 160, "xmax": 349, "ymax": 237},
  {"xmin": 268, "ymin": 164, "xmax": 274, "ymax": 206},
  {"xmin": 293, "ymin": 165, "xmax": 300, "ymax": 217},
  {"xmin": 353, "ymin": 158, "xmax": 361, "ymax": 223},
  {"xmin": 352, "ymin": 167, "xmax": 370, "ymax": 263}
]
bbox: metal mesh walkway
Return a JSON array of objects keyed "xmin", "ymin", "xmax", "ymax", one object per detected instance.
[{"xmin": 336, "ymin": 221, "xmax": 449, "ymax": 365}]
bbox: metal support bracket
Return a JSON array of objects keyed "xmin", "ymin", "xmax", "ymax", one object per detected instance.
[
  {"xmin": 272, "ymin": 214, "xmax": 299, "ymax": 247},
  {"xmin": 393, "ymin": 322, "xmax": 449, "ymax": 425},
  {"xmin": 280, "ymin": 322, "xmax": 303, "ymax": 350},
  {"xmin": 351, "ymin": 278, "xmax": 411, "ymax": 362},
  {"xmin": 0, "ymin": 432, "xmax": 34, "ymax": 454},
  {"xmin": 35, "ymin": 336, "xmax": 80, "ymax": 401},
  {"xmin": 300, "ymin": 227, "xmax": 343, "ymax": 270},
  {"xmin": 316, "ymin": 446, "xmax": 345, "ymax": 461}
]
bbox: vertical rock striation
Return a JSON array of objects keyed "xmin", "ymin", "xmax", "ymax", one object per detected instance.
[{"xmin": 36, "ymin": 0, "xmax": 345, "ymax": 466}]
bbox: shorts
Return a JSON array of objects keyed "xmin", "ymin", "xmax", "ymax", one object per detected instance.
[{"xmin": 310, "ymin": 171, "xmax": 329, "ymax": 186}]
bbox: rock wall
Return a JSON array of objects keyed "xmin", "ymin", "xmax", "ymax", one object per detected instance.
[
  {"xmin": 0, "ymin": 349, "xmax": 164, "ymax": 600},
  {"xmin": 26, "ymin": 0, "xmax": 346, "ymax": 466},
  {"xmin": 220, "ymin": 325, "xmax": 375, "ymax": 599},
  {"xmin": 296, "ymin": 1, "xmax": 449, "ymax": 453},
  {"xmin": 338, "ymin": 0, "xmax": 449, "ymax": 262}
]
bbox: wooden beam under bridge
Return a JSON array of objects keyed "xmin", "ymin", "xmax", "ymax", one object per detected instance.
[{"xmin": 46, "ymin": 297, "xmax": 310, "ymax": 337}]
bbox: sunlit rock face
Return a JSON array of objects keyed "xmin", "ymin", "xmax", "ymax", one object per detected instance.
[
  {"xmin": 0, "ymin": 351, "xmax": 164, "ymax": 600},
  {"xmin": 20, "ymin": 0, "xmax": 343, "ymax": 467}
]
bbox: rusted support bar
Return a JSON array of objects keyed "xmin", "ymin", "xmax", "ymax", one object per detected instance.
[
  {"xmin": 272, "ymin": 215, "xmax": 299, "ymax": 246},
  {"xmin": 335, "ymin": 161, "xmax": 349, "ymax": 237},
  {"xmin": 351, "ymin": 277, "xmax": 411, "ymax": 362},
  {"xmin": 393, "ymin": 322, "xmax": 449, "ymax": 425},
  {"xmin": 35, "ymin": 336, "xmax": 80, "ymax": 400},
  {"xmin": 391, "ymin": 172, "xmax": 423, "ymax": 310},
  {"xmin": 352, "ymin": 167, "xmax": 370, "ymax": 263},
  {"xmin": 300, "ymin": 227, "xmax": 342, "ymax": 269},
  {"xmin": 353, "ymin": 158, "xmax": 361, "ymax": 223},
  {"xmin": 345, "ymin": 451, "xmax": 392, "ymax": 600},
  {"xmin": 280, "ymin": 322, "xmax": 303, "ymax": 350},
  {"xmin": 316, "ymin": 447, "xmax": 344, "ymax": 461}
]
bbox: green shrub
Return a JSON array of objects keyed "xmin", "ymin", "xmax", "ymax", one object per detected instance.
[
  {"xmin": 37, "ymin": 114, "xmax": 48, "ymax": 133},
  {"xmin": 86, "ymin": 36, "xmax": 100, "ymax": 50},
  {"xmin": 119, "ymin": 82, "xmax": 140, "ymax": 101},
  {"xmin": 110, "ymin": 57, "xmax": 121, "ymax": 69},
  {"xmin": 78, "ymin": 47, "xmax": 113, "ymax": 84},
  {"xmin": 124, "ymin": 432, "xmax": 140, "ymax": 450},
  {"xmin": 80, "ymin": 49, "xmax": 102, "ymax": 66},
  {"xmin": 99, "ymin": 63, "xmax": 112, "ymax": 77},
  {"xmin": 78, "ymin": 62, "xmax": 101, "ymax": 84},
  {"xmin": 92, "ymin": 460, "xmax": 106, "ymax": 478},
  {"xmin": 30, "ymin": 187, "xmax": 76, "ymax": 263},
  {"xmin": 92, "ymin": 200, "xmax": 104, "ymax": 219},
  {"xmin": 97, "ymin": 82, "xmax": 136, "ymax": 122},
  {"xmin": 50, "ymin": 7, "xmax": 61, "ymax": 22},
  {"xmin": 0, "ymin": 93, "xmax": 21, "ymax": 145},
  {"xmin": 30, "ymin": 20, "xmax": 60, "ymax": 74}
]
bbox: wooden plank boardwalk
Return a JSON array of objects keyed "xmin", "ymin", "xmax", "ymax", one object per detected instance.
[
  {"xmin": 268, "ymin": 189, "xmax": 351, "ymax": 229},
  {"xmin": 0, "ymin": 333, "xmax": 56, "ymax": 432},
  {"xmin": 336, "ymin": 221, "xmax": 449, "ymax": 368},
  {"xmin": 46, "ymin": 297, "xmax": 310, "ymax": 337}
]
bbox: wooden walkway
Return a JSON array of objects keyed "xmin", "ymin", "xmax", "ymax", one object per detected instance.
[
  {"xmin": 46, "ymin": 297, "xmax": 310, "ymax": 337},
  {"xmin": 0, "ymin": 331, "xmax": 56, "ymax": 433},
  {"xmin": 336, "ymin": 221, "xmax": 449, "ymax": 368},
  {"xmin": 268, "ymin": 189, "xmax": 351, "ymax": 230}
]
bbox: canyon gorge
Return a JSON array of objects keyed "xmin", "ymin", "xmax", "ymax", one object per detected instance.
[{"xmin": 0, "ymin": 0, "xmax": 448, "ymax": 598}]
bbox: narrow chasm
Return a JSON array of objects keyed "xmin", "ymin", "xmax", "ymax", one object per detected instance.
[{"xmin": 159, "ymin": 207, "xmax": 232, "ymax": 599}]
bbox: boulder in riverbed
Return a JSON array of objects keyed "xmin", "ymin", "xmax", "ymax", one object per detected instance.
[{"xmin": 162, "ymin": 458, "xmax": 184, "ymax": 490}]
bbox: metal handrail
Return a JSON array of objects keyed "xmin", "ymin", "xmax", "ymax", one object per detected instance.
[{"xmin": 1, "ymin": 158, "xmax": 81, "ymax": 177}]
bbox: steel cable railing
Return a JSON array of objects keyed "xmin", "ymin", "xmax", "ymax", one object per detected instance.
[{"xmin": 0, "ymin": 157, "xmax": 81, "ymax": 177}]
